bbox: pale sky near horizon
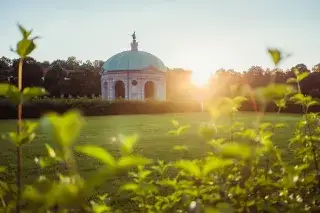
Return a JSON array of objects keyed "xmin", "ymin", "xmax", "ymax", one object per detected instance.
[{"xmin": 0, "ymin": 0, "xmax": 320, "ymax": 84}]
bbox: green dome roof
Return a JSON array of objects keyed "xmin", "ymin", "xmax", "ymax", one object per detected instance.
[
  {"xmin": 102, "ymin": 32, "xmax": 166, "ymax": 73},
  {"xmin": 102, "ymin": 50, "xmax": 166, "ymax": 73}
]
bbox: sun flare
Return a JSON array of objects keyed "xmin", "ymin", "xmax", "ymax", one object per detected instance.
[{"xmin": 191, "ymin": 70, "xmax": 211, "ymax": 87}]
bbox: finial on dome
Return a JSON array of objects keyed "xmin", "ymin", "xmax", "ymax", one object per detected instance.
[{"xmin": 130, "ymin": 31, "xmax": 138, "ymax": 51}]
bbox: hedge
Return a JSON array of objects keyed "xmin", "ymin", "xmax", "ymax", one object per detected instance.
[
  {"xmin": 0, "ymin": 98, "xmax": 317, "ymax": 119},
  {"xmin": 0, "ymin": 99, "xmax": 202, "ymax": 119}
]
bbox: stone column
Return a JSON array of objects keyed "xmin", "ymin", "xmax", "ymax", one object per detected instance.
[
  {"xmin": 141, "ymin": 79, "xmax": 145, "ymax": 100},
  {"xmin": 124, "ymin": 78, "xmax": 128, "ymax": 100},
  {"xmin": 108, "ymin": 78, "xmax": 114, "ymax": 100}
]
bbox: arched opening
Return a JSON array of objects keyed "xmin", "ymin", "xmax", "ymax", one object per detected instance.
[
  {"xmin": 144, "ymin": 81, "xmax": 156, "ymax": 99},
  {"xmin": 103, "ymin": 81, "xmax": 108, "ymax": 99},
  {"xmin": 114, "ymin": 80, "xmax": 125, "ymax": 99}
]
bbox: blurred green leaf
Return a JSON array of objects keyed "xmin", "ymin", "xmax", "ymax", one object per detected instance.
[
  {"xmin": 119, "ymin": 133, "xmax": 139, "ymax": 156},
  {"xmin": 75, "ymin": 145, "xmax": 116, "ymax": 167},
  {"xmin": 199, "ymin": 123, "xmax": 217, "ymax": 140},
  {"xmin": 12, "ymin": 25, "xmax": 40, "ymax": 58},
  {"xmin": 91, "ymin": 202, "xmax": 111, "ymax": 213},
  {"xmin": 297, "ymin": 72, "xmax": 309, "ymax": 82},
  {"xmin": 268, "ymin": 48, "xmax": 281, "ymax": 65},
  {"xmin": 18, "ymin": 24, "xmax": 31, "ymax": 38},
  {"xmin": 220, "ymin": 143, "xmax": 251, "ymax": 159},
  {"xmin": 207, "ymin": 138, "xmax": 225, "ymax": 148},
  {"xmin": 16, "ymin": 39, "xmax": 36, "ymax": 58},
  {"xmin": 0, "ymin": 166, "xmax": 6, "ymax": 173},
  {"xmin": 286, "ymin": 77, "xmax": 297, "ymax": 84},
  {"xmin": 169, "ymin": 125, "xmax": 190, "ymax": 136},
  {"xmin": 2, "ymin": 121, "xmax": 39, "ymax": 146},
  {"xmin": 40, "ymin": 110, "xmax": 85, "ymax": 147},
  {"xmin": 22, "ymin": 87, "xmax": 47, "ymax": 102},
  {"xmin": 120, "ymin": 183, "xmax": 139, "ymax": 192},
  {"xmin": 307, "ymin": 100, "xmax": 319, "ymax": 108},
  {"xmin": 203, "ymin": 157, "xmax": 233, "ymax": 176},
  {"xmin": 171, "ymin": 119, "xmax": 179, "ymax": 127},
  {"xmin": 173, "ymin": 145, "xmax": 189, "ymax": 151},
  {"xmin": 274, "ymin": 123, "xmax": 287, "ymax": 129},
  {"xmin": 0, "ymin": 83, "xmax": 21, "ymax": 105},
  {"xmin": 255, "ymin": 84, "xmax": 294, "ymax": 102},
  {"xmin": 45, "ymin": 143, "xmax": 56, "ymax": 158},
  {"xmin": 117, "ymin": 156, "xmax": 152, "ymax": 169},
  {"xmin": 274, "ymin": 98, "xmax": 286, "ymax": 109},
  {"xmin": 175, "ymin": 160, "xmax": 201, "ymax": 177},
  {"xmin": 0, "ymin": 83, "xmax": 11, "ymax": 96}
]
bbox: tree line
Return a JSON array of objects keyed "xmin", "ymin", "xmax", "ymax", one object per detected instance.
[
  {"xmin": 208, "ymin": 64, "xmax": 320, "ymax": 99},
  {"xmin": 1, "ymin": 55, "xmax": 320, "ymax": 100}
]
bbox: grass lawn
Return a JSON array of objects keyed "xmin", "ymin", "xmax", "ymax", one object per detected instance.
[{"xmin": 0, "ymin": 111, "xmax": 301, "ymax": 208}]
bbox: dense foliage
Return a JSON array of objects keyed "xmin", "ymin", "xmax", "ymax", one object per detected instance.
[
  {"xmin": 0, "ymin": 98, "xmax": 201, "ymax": 119},
  {"xmin": 1, "ymin": 25, "xmax": 320, "ymax": 213}
]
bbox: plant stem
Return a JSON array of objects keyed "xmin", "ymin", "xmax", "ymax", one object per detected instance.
[{"xmin": 16, "ymin": 58, "xmax": 23, "ymax": 213}]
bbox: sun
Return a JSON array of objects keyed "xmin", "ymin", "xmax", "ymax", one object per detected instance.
[{"xmin": 191, "ymin": 70, "xmax": 211, "ymax": 87}]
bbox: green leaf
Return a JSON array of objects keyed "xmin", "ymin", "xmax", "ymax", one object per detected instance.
[
  {"xmin": 297, "ymin": 72, "xmax": 309, "ymax": 82},
  {"xmin": 307, "ymin": 100, "xmax": 319, "ymax": 108},
  {"xmin": 207, "ymin": 138, "xmax": 225, "ymax": 148},
  {"xmin": 120, "ymin": 183, "xmax": 139, "ymax": 192},
  {"xmin": 40, "ymin": 110, "xmax": 85, "ymax": 147},
  {"xmin": 22, "ymin": 87, "xmax": 47, "ymax": 102},
  {"xmin": 286, "ymin": 77, "xmax": 297, "ymax": 84},
  {"xmin": 45, "ymin": 143, "xmax": 56, "ymax": 158},
  {"xmin": 2, "ymin": 121, "xmax": 39, "ymax": 146},
  {"xmin": 274, "ymin": 123, "xmax": 287, "ymax": 128},
  {"xmin": 255, "ymin": 84, "xmax": 294, "ymax": 102},
  {"xmin": 75, "ymin": 145, "xmax": 116, "ymax": 167},
  {"xmin": 199, "ymin": 123, "xmax": 217, "ymax": 140},
  {"xmin": 18, "ymin": 24, "xmax": 31, "ymax": 39},
  {"xmin": 0, "ymin": 166, "xmax": 6, "ymax": 173},
  {"xmin": 220, "ymin": 143, "xmax": 251, "ymax": 159},
  {"xmin": 173, "ymin": 145, "xmax": 188, "ymax": 151},
  {"xmin": 12, "ymin": 24, "xmax": 40, "ymax": 58},
  {"xmin": 267, "ymin": 48, "xmax": 281, "ymax": 65},
  {"xmin": 16, "ymin": 39, "xmax": 36, "ymax": 58},
  {"xmin": 175, "ymin": 160, "xmax": 201, "ymax": 177},
  {"xmin": 35, "ymin": 156, "xmax": 58, "ymax": 168},
  {"xmin": 171, "ymin": 119, "xmax": 179, "ymax": 127},
  {"xmin": 202, "ymin": 157, "xmax": 233, "ymax": 176},
  {"xmin": 91, "ymin": 203, "xmax": 111, "ymax": 213},
  {"xmin": 0, "ymin": 83, "xmax": 21, "ymax": 105},
  {"xmin": 117, "ymin": 156, "xmax": 152, "ymax": 169},
  {"xmin": 274, "ymin": 98, "xmax": 286, "ymax": 109},
  {"xmin": 0, "ymin": 84, "xmax": 10, "ymax": 96},
  {"xmin": 119, "ymin": 133, "xmax": 139, "ymax": 156}
]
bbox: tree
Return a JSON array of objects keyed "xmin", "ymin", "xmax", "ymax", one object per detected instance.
[
  {"xmin": 291, "ymin": 63, "xmax": 310, "ymax": 74},
  {"xmin": 93, "ymin": 60, "xmax": 104, "ymax": 70},
  {"xmin": 80, "ymin": 60, "xmax": 94, "ymax": 71},
  {"xmin": 50, "ymin": 59, "xmax": 67, "ymax": 69},
  {"xmin": 44, "ymin": 66, "xmax": 67, "ymax": 96},
  {"xmin": 300, "ymin": 72, "xmax": 320, "ymax": 96},
  {"xmin": 11, "ymin": 60, "xmax": 44, "ymax": 88},
  {"xmin": 312, "ymin": 63, "xmax": 320, "ymax": 72},
  {"xmin": 66, "ymin": 56, "xmax": 80, "ymax": 70},
  {"xmin": 0, "ymin": 56, "xmax": 12, "ymax": 70}
]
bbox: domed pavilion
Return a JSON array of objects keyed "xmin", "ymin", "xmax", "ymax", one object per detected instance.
[{"xmin": 100, "ymin": 32, "xmax": 167, "ymax": 101}]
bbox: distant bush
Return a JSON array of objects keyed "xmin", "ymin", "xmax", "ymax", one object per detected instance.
[
  {"xmin": 0, "ymin": 99, "xmax": 202, "ymax": 119},
  {"xmin": 1, "ymin": 97, "xmax": 320, "ymax": 119}
]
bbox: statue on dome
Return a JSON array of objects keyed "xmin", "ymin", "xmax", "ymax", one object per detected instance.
[{"xmin": 131, "ymin": 31, "xmax": 136, "ymax": 40}]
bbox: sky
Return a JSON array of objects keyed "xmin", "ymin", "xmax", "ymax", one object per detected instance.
[{"xmin": 1, "ymin": 0, "xmax": 320, "ymax": 85}]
